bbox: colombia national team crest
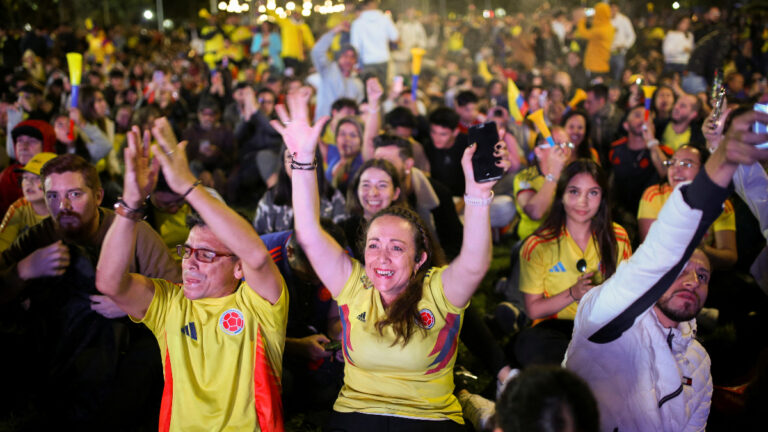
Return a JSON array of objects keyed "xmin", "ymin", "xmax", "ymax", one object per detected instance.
[
  {"xmin": 219, "ymin": 308, "xmax": 245, "ymax": 335},
  {"xmin": 419, "ymin": 309, "xmax": 436, "ymax": 329}
]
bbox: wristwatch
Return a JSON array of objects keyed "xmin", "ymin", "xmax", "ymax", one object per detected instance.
[{"xmin": 545, "ymin": 173, "xmax": 557, "ymax": 182}]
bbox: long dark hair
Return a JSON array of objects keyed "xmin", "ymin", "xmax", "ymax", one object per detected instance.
[
  {"xmin": 533, "ymin": 159, "xmax": 618, "ymax": 278},
  {"xmin": 346, "ymin": 158, "xmax": 402, "ymax": 217},
  {"xmin": 79, "ymin": 85, "xmax": 107, "ymax": 133},
  {"xmin": 560, "ymin": 109, "xmax": 594, "ymax": 160},
  {"xmin": 363, "ymin": 206, "xmax": 447, "ymax": 346},
  {"xmin": 273, "ymin": 146, "xmax": 331, "ymax": 206}
]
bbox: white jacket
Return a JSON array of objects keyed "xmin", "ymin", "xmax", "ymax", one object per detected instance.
[
  {"xmin": 350, "ymin": 10, "xmax": 399, "ymax": 65},
  {"xmin": 663, "ymin": 31, "xmax": 695, "ymax": 65},
  {"xmin": 565, "ymin": 171, "xmax": 728, "ymax": 432}
]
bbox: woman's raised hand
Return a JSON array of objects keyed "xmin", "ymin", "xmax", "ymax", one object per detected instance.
[
  {"xmin": 270, "ymin": 86, "xmax": 329, "ymax": 160},
  {"xmin": 461, "ymin": 140, "xmax": 512, "ymax": 197}
]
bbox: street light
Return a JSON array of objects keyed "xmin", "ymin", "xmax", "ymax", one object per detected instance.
[
  {"xmin": 672, "ymin": 2, "xmax": 680, "ymax": 9},
  {"xmin": 143, "ymin": 9, "xmax": 154, "ymax": 20}
]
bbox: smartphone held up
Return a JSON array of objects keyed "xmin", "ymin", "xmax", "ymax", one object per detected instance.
[{"xmin": 469, "ymin": 121, "xmax": 504, "ymax": 183}]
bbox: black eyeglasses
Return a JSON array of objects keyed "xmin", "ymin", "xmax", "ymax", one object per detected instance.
[{"xmin": 176, "ymin": 244, "xmax": 235, "ymax": 263}]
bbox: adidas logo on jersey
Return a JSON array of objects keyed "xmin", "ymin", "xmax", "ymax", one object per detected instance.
[
  {"xmin": 181, "ymin": 322, "xmax": 197, "ymax": 341},
  {"xmin": 357, "ymin": 312, "xmax": 366, "ymax": 322},
  {"xmin": 548, "ymin": 262, "xmax": 566, "ymax": 273}
]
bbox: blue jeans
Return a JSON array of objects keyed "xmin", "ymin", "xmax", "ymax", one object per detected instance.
[
  {"xmin": 610, "ymin": 53, "xmax": 626, "ymax": 82},
  {"xmin": 682, "ymin": 72, "xmax": 708, "ymax": 95}
]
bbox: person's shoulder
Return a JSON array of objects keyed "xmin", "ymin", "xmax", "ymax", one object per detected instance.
[
  {"xmin": 610, "ymin": 136, "xmax": 629, "ymax": 148},
  {"xmin": 521, "ymin": 229, "xmax": 562, "ymax": 260},
  {"xmin": 612, "ymin": 222, "xmax": 631, "ymax": 244},
  {"xmin": 640, "ymin": 183, "xmax": 670, "ymax": 203}
]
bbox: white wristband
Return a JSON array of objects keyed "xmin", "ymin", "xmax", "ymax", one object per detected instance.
[
  {"xmin": 646, "ymin": 139, "xmax": 660, "ymax": 149},
  {"xmin": 464, "ymin": 191, "xmax": 494, "ymax": 206}
]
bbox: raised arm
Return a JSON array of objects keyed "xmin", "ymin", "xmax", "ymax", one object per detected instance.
[
  {"xmin": 361, "ymin": 77, "xmax": 383, "ymax": 161},
  {"xmin": 150, "ymin": 118, "xmax": 283, "ymax": 304},
  {"xmin": 518, "ymin": 145, "xmax": 569, "ymax": 220},
  {"xmin": 270, "ymin": 88, "xmax": 353, "ymax": 296},
  {"xmin": 579, "ymin": 109, "xmax": 768, "ymax": 342},
  {"xmin": 442, "ymin": 142, "xmax": 511, "ymax": 308},
  {"xmin": 95, "ymin": 127, "xmax": 159, "ymax": 319}
]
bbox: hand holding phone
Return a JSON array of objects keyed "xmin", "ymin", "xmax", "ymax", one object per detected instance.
[{"xmin": 469, "ymin": 121, "xmax": 504, "ymax": 183}]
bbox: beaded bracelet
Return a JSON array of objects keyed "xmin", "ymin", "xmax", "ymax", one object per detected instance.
[
  {"xmin": 463, "ymin": 191, "xmax": 494, "ymax": 206},
  {"xmin": 290, "ymin": 153, "xmax": 318, "ymax": 170}
]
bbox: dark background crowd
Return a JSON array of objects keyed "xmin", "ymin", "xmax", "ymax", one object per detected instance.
[{"xmin": 2, "ymin": 0, "xmax": 768, "ymax": 430}]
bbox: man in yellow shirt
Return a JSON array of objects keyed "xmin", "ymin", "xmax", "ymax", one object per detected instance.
[
  {"xmin": 97, "ymin": 120, "xmax": 288, "ymax": 431},
  {"xmin": 659, "ymin": 93, "xmax": 704, "ymax": 151}
]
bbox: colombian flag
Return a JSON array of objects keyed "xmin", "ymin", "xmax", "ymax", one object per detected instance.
[{"xmin": 507, "ymin": 78, "xmax": 528, "ymax": 123}]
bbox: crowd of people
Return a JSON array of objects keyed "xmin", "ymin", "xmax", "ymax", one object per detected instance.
[{"xmin": 2, "ymin": 0, "xmax": 768, "ymax": 430}]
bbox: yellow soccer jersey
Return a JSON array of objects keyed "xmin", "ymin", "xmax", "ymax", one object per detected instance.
[
  {"xmin": 638, "ymin": 184, "xmax": 735, "ymax": 246},
  {"xmin": 153, "ymin": 205, "xmax": 191, "ymax": 263},
  {"xmin": 513, "ymin": 166, "xmax": 547, "ymax": 240},
  {"xmin": 333, "ymin": 260, "xmax": 466, "ymax": 423},
  {"xmin": 662, "ymin": 123, "xmax": 692, "ymax": 151},
  {"xmin": 519, "ymin": 223, "xmax": 632, "ymax": 321},
  {"xmin": 135, "ymin": 279, "xmax": 288, "ymax": 432},
  {"xmin": 0, "ymin": 198, "xmax": 47, "ymax": 251}
]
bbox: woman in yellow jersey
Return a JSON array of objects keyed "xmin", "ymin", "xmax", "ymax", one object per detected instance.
[
  {"xmin": 272, "ymin": 87, "xmax": 509, "ymax": 431},
  {"xmin": 638, "ymin": 144, "xmax": 737, "ymax": 270},
  {"xmin": 516, "ymin": 159, "xmax": 632, "ymax": 366}
]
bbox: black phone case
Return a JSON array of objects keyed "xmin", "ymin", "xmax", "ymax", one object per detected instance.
[{"xmin": 469, "ymin": 121, "xmax": 504, "ymax": 183}]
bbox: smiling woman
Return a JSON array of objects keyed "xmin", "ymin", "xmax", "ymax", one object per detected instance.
[
  {"xmin": 514, "ymin": 159, "xmax": 632, "ymax": 367},
  {"xmin": 274, "ymin": 87, "xmax": 509, "ymax": 429}
]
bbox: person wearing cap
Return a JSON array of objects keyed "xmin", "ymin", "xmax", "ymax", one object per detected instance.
[
  {"xmin": 0, "ymin": 119, "xmax": 56, "ymax": 216},
  {"xmin": 5, "ymin": 83, "xmax": 47, "ymax": 159},
  {"xmin": 311, "ymin": 21, "xmax": 365, "ymax": 121},
  {"xmin": 0, "ymin": 152, "xmax": 56, "ymax": 250},
  {"xmin": 0, "ymin": 152, "xmax": 179, "ymax": 429}
]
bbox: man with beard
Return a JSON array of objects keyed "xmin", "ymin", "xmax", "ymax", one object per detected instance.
[
  {"xmin": 0, "ymin": 153, "xmax": 180, "ymax": 429},
  {"xmin": 565, "ymin": 109, "xmax": 768, "ymax": 431},
  {"xmin": 658, "ymin": 92, "xmax": 705, "ymax": 151}
]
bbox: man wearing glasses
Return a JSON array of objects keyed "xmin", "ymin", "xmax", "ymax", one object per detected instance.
[
  {"xmin": 96, "ymin": 119, "xmax": 287, "ymax": 431},
  {"xmin": 0, "ymin": 153, "xmax": 179, "ymax": 429}
]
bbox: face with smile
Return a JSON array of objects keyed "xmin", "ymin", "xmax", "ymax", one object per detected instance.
[
  {"xmin": 357, "ymin": 167, "xmax": 400, "ymax": 219},
  {"xmin": 181, "ymin": 226, "xmax": 242, "ymax": 300},
  {"xmin": 666, "ymin": 146, "xmax": 701, "ymax": 188},
  {"xmin": 364, "ymin": 215, "xmax": 427, "ymax": 305},
  {"xmin": 562, "ymin": 173, "xmax": 602, "ymax": 226},
  {"xmin": 655, "ymin": 250, "xmax": 710, "ymax": 327},
  {"xmin": 654, "ymin": 87, "xmax": 675, "ymax": 114},
  {"xmin": 564, "ymin": 114, "xmax": 586, "ymax": 147},
  {"xmin": 44, "ymin": 171, "xmax": 103, "ymax": 238}
]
